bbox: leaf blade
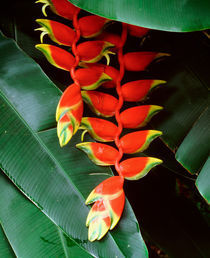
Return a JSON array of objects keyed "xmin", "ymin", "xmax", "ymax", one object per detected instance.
[
  {"xmin": 69, "ymin": 0, "xmax": 210, "ymax": 32},
  {"xmin": 196, "ymin": 157, "xmax": 210, "ymax": 204},
  {"xmin": 0, "ymin": 32, "xmax": 148, "ymax": 257}
]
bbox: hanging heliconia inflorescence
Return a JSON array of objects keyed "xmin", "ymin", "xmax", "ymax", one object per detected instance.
[{"xmin": 35, "ymin": 0, "xmax": 169, "ymax": 242}]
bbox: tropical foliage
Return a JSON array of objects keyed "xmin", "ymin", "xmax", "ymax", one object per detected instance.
[{"xmin": 0, "ymin": 0, "xmax": 209, "ymax": 257}]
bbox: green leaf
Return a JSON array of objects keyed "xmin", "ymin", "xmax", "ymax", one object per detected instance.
[
  {"xmin": 0, "ymin": 224, "xmax": 15, "ymax": 258},
  {"xmin": 0, "ymin": 34, "xmax": 148, "ymax": 257},
  {"xmin": 176, "ymin": 107, "xmax": 210, "ymax": 174},
  {"xmin": 0, "ymin": 173, "xmax": 91, "ymax": 258},
  {"xmin": 69, "ymin": 0, "xmax": 210, "ymax": 32},
  {"xmin": 126, "ymin": 166, "xmax": 210, "ymax": 257},
  {"xmin": 196, "ymin": 157, "xmax": 210, "ymax": 204},
  {"xmin": 147, "ymin": 32, "xmax": 210, "ymax": 200}
]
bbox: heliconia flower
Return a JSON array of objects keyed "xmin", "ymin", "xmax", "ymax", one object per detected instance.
[
  {"xmin": 74, "ymin": 67, "xmax": 112, "ymax": 90},
  {"xmin": 127, "ymin": 24, "xmax": 149, "ymax": 38},
  {"xmin": 76, "ymin": 142, "xmax": 119, "ymax": 166},
  {"xmin": 35, "ymin": 19, "xmax": 76, "ymax": 46},
  {"xmin": 85, "ymin": 176, "xmax": 125, "ymax": 241},
  {"xmin": 81, "ymin": 91, "xmax": 118, "ymax": 117},
  {"xmin": 121, "ymin": 79, "xmax": 166, "ymax": 102},
  {"xmin": 35, "ymin": 0, "xmax": 79, "ymax": 20},
  {"xmin": 35, "ymin": 44, "xmax": 75, "ymax": 71},
  {"xmin": 56, "ymin": 83, "xmax": 83, "ymax": 122},
  {"xmin": 102, "ymin": 65, "xmax": 120, "ymax": 88},
  {"xmin": 123, "ymin": 52, "xmax": 170, "ymax": 71},
  {"xmin": 79, "ymin": 15, "xmax": 110, "ymax": 38},
  {"xmin": 80, "ymin": 117, "xmax": 118, "ymax": 142},
  {"xmin": 82, "ymin": 63, "xmax": 120, "ymax": 89},
  {"xmin": 57, "ymin": 112, "xmax": 74, "ymax": 147},
  {"xmin": 97, "ymin": 32, "xmax": 122, "ymax": 51},
  {"xmin": 77, "ymin": 41, "xmax": 115, "ymax": 65},
  {"xmin": 56, "ymin": 83, "xmax": 83, "ymax": 146},
  {"xmin": 120, "ymin": 105, "xmax": 163, "ymax": 129},
  {"xmin": 119, "ymin": 157, "xmax": 163, "ymax": 180},
  {"xmin": 120, "ymin": 130, "xmax": 162, "ymax": 154}
]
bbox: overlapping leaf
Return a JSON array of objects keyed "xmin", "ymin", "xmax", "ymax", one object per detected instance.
[
  {"xmin": 0, "ymin": 33, "xmax": 148, "ymax": 257},
  {"xmin": 68, "ymin": 0, "xmax": 210, "ymax": 32},
  {"xmin": 0, "ymin": 173, "xmax": 91, "ymax": 258}
]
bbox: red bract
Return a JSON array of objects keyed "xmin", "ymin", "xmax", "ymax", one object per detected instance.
[
  {"xmin": 35, "ymin": 44, "xmax": 75, "ymax": 71},
  {"xmin": 79, "ymin": 15, "xmax": 109, "ymax": 38},
  {"xmin": 120, "ymin": 105, "xmax": 163, "ymax": 128},
  {"xmin": 102, "ymin": 65, "xmax": 120, "ymax": 88},
  {"xmin": 36, "ymin": 0, "xmax": 79, "ymax": 20},
  {"xmin": 56, "ymin": 83, "xmax": 83, "ymax": 146},
  {"xmin": 81, "ymin": 91, "xmax": 118, "ymax": 117},
  {"xmin": 74, "ymin": 67, "xmax": 112, "ymax": 90},
  {"xmin": 119, "ymin": 157, "xmax": 162, "ymax": 180},
  {"xmin": 76, "ymin": 142, "xmax": 119, "ymax": 166},
  {"xmin": 77, "ymin": 41, "xmax": 115, "ymax": 64},
  {"xmin": 127, "ymin": 24, "xmax": 149, "ymax": 38},
  {"xmin": 80, "ymin": 117, "xmax": 118, "ymax": 142},
  {"xmin": 36, "ymin": 19, "xmax": 76, "ymax": 46},
  {"xmin": 86, "ymin": 176, "xmax": 125, "ymax": 241},
  {"xmin": 97, "ymin": 32, "xmax": 122, "ymax": 51},
  {"xmin": 121, "ymin": 79, "xmax": 166, "ymax": 102},
  {"xmin": 123, "ymin": 52, "xmax": 170, "ymax": 71},
  {"xmin": 57, "ymin": 113, "xmax": 74, "ymax": 147},
  {"xmin": 120, "ymin": 130, "xmax": 162, "ymax": 154},
  {"xmin": 83, "ymin": 63, "xmax": 120, "ymax": 88},
  {"xmin": 35, "ymin": 2, "xmax": 167, "ymax": 242}
]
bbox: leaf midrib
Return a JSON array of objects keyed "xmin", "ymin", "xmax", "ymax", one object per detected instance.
[
  {"xmin": 0, "ymin": 89, "xmax": 126, "ymax": 257},
  {"xmin": 0, "ymin": 223, "xmax": 16, "ymax": 257}
]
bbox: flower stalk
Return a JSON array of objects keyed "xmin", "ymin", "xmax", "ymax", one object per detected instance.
[{"xmin": 35, "ymin": 0, "xmax": 169, "ymax": 242}]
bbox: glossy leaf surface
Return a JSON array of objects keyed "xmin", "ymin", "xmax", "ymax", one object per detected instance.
[
  {"xmin": 196, "ymin": 157, "xmax": 210, "ymax": 204},
  {"xmin": 0, "ymin": 173, "xmax": 91, "ymax": 258},
  {"xmin": 175, "ymin": 107, "xmax": 210, "ymax": 174},
  {"xmin": 68, "ymin": 0, "xmax": 210, "ymax": 32},
  {"xmin": 0, "ymin": 33, "xmax": 148, "ymax": 257},
  {"xmin": 0, "ymin": 224, "xmax": 15, "ymax": 258},
  {"xmin": 149, "ymin": 34, "xmax": 210, "ymax": 177},
  {"xmin": 1, "ymin": 0, "xmax": 209, "ymax": 253},
  {"xmin": 126, "ymin": 167, "xmax": 210, "ymax": 257}
]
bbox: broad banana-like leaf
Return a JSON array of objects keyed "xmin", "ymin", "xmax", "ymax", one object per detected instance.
[
  {"xmin": 196, "ymin": 157, "xmax": 210, "ymax": 204},
  {"xmin": 0, "ymin": 33, "xmax": 148, "ymax": 257},
  {"xmin": 0, "ymin": 224, "xmax": 15, "ymax": 258},
  {"xmin": 126, "ymin": 166, "xmax": 210, "ymax": 258},
  {"xmin": 0, "ymin": 173, "xmax": 91, "ymax": 258},
  {"xmin": 68, "ymin": 0, "xmax": 210, "ymax": 32},
  {"xmin": 147, "ymin": 32, "xmax": 210, "ymax": 203}
]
